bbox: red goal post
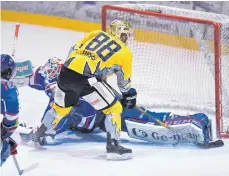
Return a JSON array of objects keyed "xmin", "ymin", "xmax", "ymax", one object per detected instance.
[{"xmin": 101, "ymin": 4, "xmax": 229, "ymax": 138}]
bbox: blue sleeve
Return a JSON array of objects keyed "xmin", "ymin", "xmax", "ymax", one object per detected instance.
[
  {"xmin": 29, "ymin": 67, "xmax": 57, "ymax": 99},
  {"xmin": 1, "ymin": 80, "xmax": 19, "ymax": 138},
  {"xmin": 1, "ymin": 99, "xmax": 5, "ymax": 114},
  {"xmin": 1, "ymin": 81, "xmax": 19, "ymax": 116},
  {"xmin": 122, "ymin": 107, "xmax": 167, "ymax": 122},
  {"xmin": 29, "ymin": 67, "xmax": 46, "ymax": 90},
  {"xmin": 44, "ymin": 77, "xmax": 58, "ymax": 98},
  {"xmin": 45, "ymin": 89, "xmax": 54, "ymax": 98}
]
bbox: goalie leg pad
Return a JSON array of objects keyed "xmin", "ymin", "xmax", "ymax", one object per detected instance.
[{"xmin": 125, "ymin": 118, "xmax": 205, "ymax": 144}]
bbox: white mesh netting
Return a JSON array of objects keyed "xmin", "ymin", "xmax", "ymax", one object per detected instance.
[{"xmin": 103, "ymin": 4, "xmax": 229, "ymax": 136}]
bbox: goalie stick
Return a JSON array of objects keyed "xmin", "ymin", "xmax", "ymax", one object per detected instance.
[
  {"xmin": 101, "ymin": 79, "xmax": 224, "ymax": 149},
  {"xmin": 134, "ymin": 106, "xmax": 224, "ymax": 149},
  {"xmin": 12, "ymin": 23, "xmax": 20, "ymax": 58}
]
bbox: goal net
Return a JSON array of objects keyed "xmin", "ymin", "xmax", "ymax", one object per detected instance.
[{"xmin": 102, "ymin": 4, "xmax": 229, "ymax": 138}]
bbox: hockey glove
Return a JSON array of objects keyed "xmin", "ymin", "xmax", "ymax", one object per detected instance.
[
  {"xmin": 121, "ymin": 88, "xmax": 137, "ymax": 109},
  {"xmin": 1, "ymin": 139, "xmax": 10, "ymax": 166},
  {"xmin": 0, "ymin": 137, "xmax": 18, "ymax": 166},
  {"xmin": 8, "ymin": 137, "xmax": 18, "ymax": 155},
  {"xmin": 1, "ymin": 120, "xmax": 18, "ymax": 139}
]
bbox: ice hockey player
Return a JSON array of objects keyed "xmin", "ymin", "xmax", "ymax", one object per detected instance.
[
  {"xmin": 1, "ymin": 54, "xmax": 19, "ymax": 166},
  {"xmin": 11, "ymin": 57, "xmax": 64, "ymax": 122},
  {"xmin": 29, "ymin": 20, "xmax": 135, "ymax": 160},
  {"xmin": 28, "ymin": 57, "xmax": 64, "ymax": 121},
  {"xmin": 13, "ymin": 57, "xmax": 64, "ymax": 146}
]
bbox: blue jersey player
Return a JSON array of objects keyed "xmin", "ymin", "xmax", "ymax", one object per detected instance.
[
  {"xmin": 11, "ymin": 57, "xmax": 64, "ymax": 146},
  {"xmin": 1, "ymin": 54, "xmax": 19, "ymax": 166},
  {"xmin": 27, "ymin": 57, "xmax": 63, "ymax": 121},
  {"xmin": 11, "ymin": 57, "xmax": 64, "ymax": 122}
]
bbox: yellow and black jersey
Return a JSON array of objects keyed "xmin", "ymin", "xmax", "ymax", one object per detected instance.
[{"xmin": 65, "ymin": 30, "xmax": 132, "ymax": 93}]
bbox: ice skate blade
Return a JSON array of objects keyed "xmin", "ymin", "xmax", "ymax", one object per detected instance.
[
  {"xmin": 106, "ymin": 153, "xmax": 132, "ymax": 161},
  {"xmin": 21, "ymin": 139, "xmax": 42, "ymax": 148}
]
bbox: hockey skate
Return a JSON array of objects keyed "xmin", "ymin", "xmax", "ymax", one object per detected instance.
[
  {"xmin": 19, "ymin": 123, "xmax": 48, "ymax": 148},
  {"xmin": 106, "ymin": 133, "xmax": 132, "ymax": 160}
]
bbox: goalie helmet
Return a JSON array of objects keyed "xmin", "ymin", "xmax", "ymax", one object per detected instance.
[
  {"xmin": 43, "ymin": 57, "xmax": 64, "ymax": 80},
  {"xmin": 109, "ymin": 20, "xmax": 132, "ymax": 44},
  {"xmin": 1, "ymin": 54, "xmax": 16, "ymax": 80}
]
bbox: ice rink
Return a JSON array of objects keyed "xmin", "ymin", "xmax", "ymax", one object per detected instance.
[{"xmin": 1, "ymin": 21, "xmax": 229, "ymax": 176}]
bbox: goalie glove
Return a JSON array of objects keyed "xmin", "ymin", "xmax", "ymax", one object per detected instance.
[
  {"xmin": 121, "ymin": 88, "xmax": 137, "ymax": 109},
  {"xmin": 10, "ymin": 60, "xmax": 33, "ymax": 87}
]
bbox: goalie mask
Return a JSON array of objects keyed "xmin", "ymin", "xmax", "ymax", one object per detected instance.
[
  {"xmin": 109, "ymin": 20, "xmax": 133, "ymax": 44},
  {"xmin": 43, "ymin": 57, "xmax": 64, "ymax": 80}
]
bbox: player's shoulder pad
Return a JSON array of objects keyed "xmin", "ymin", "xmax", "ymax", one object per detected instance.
[
  {"xmin": 1, "ymin": 79, "xmax": 16, "ymax": 90},
  {"xmin": 82, "ymin": 30, "xmax": 103, "ymax": 42},
  {"xmin": 89, "ymin": 30, "xmax": 103, "ymax": 35},
  {"xmin": 117, "ymin": 42, "xmax": 132, "ymax": 58}
]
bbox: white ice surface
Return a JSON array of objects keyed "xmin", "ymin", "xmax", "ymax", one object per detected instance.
[{"xmin": 1, "ymin": 21, "xmax": 229, "ymax": 176}]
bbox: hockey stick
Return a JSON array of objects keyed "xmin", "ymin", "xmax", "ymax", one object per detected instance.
[
  {"xmin": 101, "ymin": 80, "xmax": 224, "ymax": 148},
  {"xmin": 12, "ymin": 23, "xmax": 20, "ymax": 58},
  {"xmin": 134, "ymin": 106, "xmax": 224, "ymax": 149},
  {"xmin": 12, "ymin": 155, "xmax": 39, "ymax": 175},
  {"xmin": 10, "ymin": 23, "xmax": 40, "ymax": 173},
  {"xmin": 12, "ymin": 155, "xmax": 23, "ymax": 175}
]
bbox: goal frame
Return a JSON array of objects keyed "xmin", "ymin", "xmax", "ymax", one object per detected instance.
[{"xmin": 101, "ymin": 4, "xmax": 229, "ymax": 138}]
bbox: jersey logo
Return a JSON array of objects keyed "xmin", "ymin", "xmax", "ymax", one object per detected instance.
[
  {"xmin": 132, "ymin": 128, "xmax": 148, "ymax": 138},
  {"xmin": 126, "ymin": 95, "xmax": 137, "ymax": 100},
  {"xmin": 77, "ymin": 50, "xmax": 97, "ymax": 60}
]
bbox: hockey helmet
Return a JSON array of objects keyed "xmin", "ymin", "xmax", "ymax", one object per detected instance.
[
  {"xmin": 109, "ymin": 20, "xmax": 132, "ymax": 43},
  {"xmin": 1, "ymin": 54, "xmax": 16, "ymax": 80},
  {"xmin": 43, "ymin": 57, "xmax": 64, "ymax": 80}
]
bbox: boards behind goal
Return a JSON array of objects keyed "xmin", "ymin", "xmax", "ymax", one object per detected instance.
[{"xmin": 102, "ymin": 4, "xmax": 229, "ymax": 138}]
